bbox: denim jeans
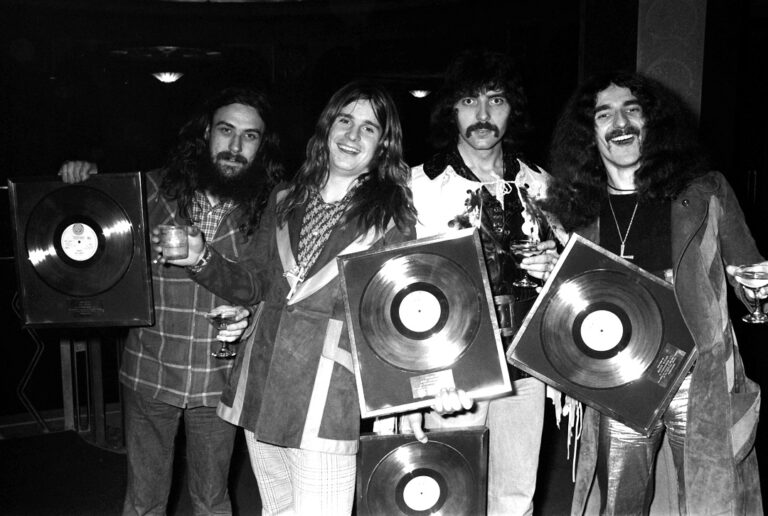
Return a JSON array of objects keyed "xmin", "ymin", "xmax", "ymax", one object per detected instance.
[
  {"xmin": 122, "ymin": 388, "xmax": 237, "ymax": 516},
  {"xmin": 424, "ymin": 377, "xmax": 545, "ymax": 516}
]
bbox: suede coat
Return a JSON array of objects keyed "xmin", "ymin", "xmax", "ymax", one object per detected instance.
[
  {"xmin": 571, "ymin": 172, "xmax": 763, "ymax": 515},
  {"xmin": 191, "ymin": 184, "xmax": 413, "ymax": 455}
]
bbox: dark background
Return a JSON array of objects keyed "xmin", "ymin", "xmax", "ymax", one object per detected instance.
[{"xmin": 1, "ymin": 0, "xmax": 767, "ymax": 496}]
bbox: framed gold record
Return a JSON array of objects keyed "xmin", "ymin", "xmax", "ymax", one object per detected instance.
[
  {"xmin": 359, "ymin": 252, "xmax": 481, "ymax": 372},
  {"xmin": 540, "ymin": 269, "xmax": 663, "ymax": 389},
  {"xmin": 339, "ymin": 229, "xmax": 511, "ymax": 418},
  {"xmin": 8, "ymin": 173, "xmax": 154, "ymax": 328},
  {"xmin": 25, "ymin": 185, "xmax": 135, "ymax": 297},
  {"xmin": 357, "ymin": 427, "xmax": 488, "ymax": 516},
  {"xmin": 506, "ymin": 234, "xmax": 697, "ymax": 435}
]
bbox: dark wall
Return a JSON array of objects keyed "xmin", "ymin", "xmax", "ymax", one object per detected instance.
[{"xmin": 0, "ymin": 0, "xmax": 580, "ymax": 418}]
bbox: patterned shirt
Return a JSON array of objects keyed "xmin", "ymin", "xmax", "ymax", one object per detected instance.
[
  {"xmin": 297, "ymin": 188, "xmax": 354, "ymax": 273},
  {"xmin": 414, "ymin": 146, "xmax": 547, "ymax": 294},
  {"xmin": 119, "ymin": 169, "xmax": 259, "ymax": 408},
  {"xmin": 190, "ymin": 190, "xmax": 237, "ymax": 242}
]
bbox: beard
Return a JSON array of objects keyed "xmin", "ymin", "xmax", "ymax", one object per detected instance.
[{"xmin": 196, "ymin": 151, "xmax": 268, "ymax": 204}]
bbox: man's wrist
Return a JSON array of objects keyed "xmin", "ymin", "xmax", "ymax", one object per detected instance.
[{"xmin": 187, "ymin": 245, "xmax": 213, "ymax": 273}]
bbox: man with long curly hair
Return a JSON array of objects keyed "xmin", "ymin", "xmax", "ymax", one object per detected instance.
[
  {"xmin": 402, "ymin": 49, "xmax": 559, "ymax": 516},
  {"xmin": 59, "ymin": 86, "xmax": 284, "ymax": 515},
  {"xmin": 163, "ymin": 81, "xmax": 424, "ymax": 514},
  {"xmin": 543, "ymin": 71, "xmax": 763, "ymax": 515}
]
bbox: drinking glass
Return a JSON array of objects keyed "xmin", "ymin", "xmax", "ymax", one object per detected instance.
[
  {"xmin": 158, "ymin": 224, "xmax": 189, "ymax": 259},
  {"xmin": 207, "ymin": 310, "xmax": 240, "ymax": 358},
  {"xmin": 510, "ymin": 238, "xmax": 543, "ymax": 288},
  {"xmin": 734, "ymin": 264, "xmax": 768, "ymax": 324}
]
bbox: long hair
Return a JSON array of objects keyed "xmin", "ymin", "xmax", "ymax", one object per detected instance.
[
  {"xmin": 161, "ymin": 87, "xmax": 284, "ymax": 232},
  {"xmin": 429, "ymin": 49, "xmax": 532, "ymax": 150},
  {"xmin": 542, "ymin": 71, "xmax": 708, "ymax": 232},
  {"xmin": 276, "ymin": 81, "xmax": 416, "ymax": 235}
]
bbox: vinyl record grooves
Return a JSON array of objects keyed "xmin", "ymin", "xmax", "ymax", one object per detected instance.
[
  {"xmin": 540, "ymin": 270, "xmax": 663, "ymax": 389},
  {"xmin": 359, "ymin": 253, "xmax": 481, "ymax": 372},
  {"xmin": 365, "ymin": 440, "xmax": 474, "ymax": 516},
  {"xmin": 25, "ymin": 185, "xmax": 135, "ymax": 297}
]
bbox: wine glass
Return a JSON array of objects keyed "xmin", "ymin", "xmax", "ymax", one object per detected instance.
[
  {"xmin": 734, "ymin": 264, "xmax": 768, "ymax": 324},
  {"xmin": 207, "ymin": 310, "xmax": 240, "ymax": 358},
  {"xmin": 510, "ymin": 238, "xmax": 543, "ymax": 288}
]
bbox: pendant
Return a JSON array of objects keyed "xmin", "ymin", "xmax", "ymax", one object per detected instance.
[
  {"xmin": 284, "ymin": 263, "xmax": 307, "ymax": 299},
  {"xmin": 619, "ymin": 243, "xmax": 634, "ymax": 260}
]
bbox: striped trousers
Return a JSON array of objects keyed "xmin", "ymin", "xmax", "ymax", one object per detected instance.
[{"xmin": 244, "ymin": 430, "xmax": 356, "ymax": 515}]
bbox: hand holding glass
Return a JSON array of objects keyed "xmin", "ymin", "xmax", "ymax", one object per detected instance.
[
  {"xmin": 510, "ymin": 238, "xmax": 543, "ymax": 288},
  {"xmin": 207, "ymin": 310, "xmax": 240, "ymax": 358},
  {"xmin": 734, "ymin": 263, "xmax": 768, "ymax": 324},
  {"xmin": 158, "ymin": 225, "xmax": 189, "ymax": 259}
]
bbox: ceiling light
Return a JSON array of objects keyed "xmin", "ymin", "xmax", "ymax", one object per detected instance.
[
  {"xmin": 152, "ymin": 72, "xmax": 184, "ymax": 83},
  {"xmin": 409, "ymin": 90, "xmax": 430, "ymax": 98}
]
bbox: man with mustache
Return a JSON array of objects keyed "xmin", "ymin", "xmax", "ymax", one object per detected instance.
[
  {"xmin": 543, "ymin": 71, "xmax": 763, "ymax": 515},
  {"xmin": 59, "ymin": 86, "xmax": 284, "ymax": 515},
  {"xmin": 403, "ymin": 49, "xmax": 558, "ymax": 516}
]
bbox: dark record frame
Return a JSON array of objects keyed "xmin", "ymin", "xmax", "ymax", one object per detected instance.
[{"xmin": 8, "ymin": 173, "xmax": 154, "ymax": 328}]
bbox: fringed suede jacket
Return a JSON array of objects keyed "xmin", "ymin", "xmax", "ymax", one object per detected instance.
[{"xmin": 571, "ymin": 171, "xmax": 762, "ymax": 515}]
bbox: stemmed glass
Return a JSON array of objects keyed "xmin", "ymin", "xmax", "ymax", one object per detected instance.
[
  {"xmin": 206, "ymin": 310, "xmax": 240, "ymax": 358},
  {"xmin": 510, "ymin": 237, "xmax": 543, "ymax": 288},
  {"xmin": 734, "ymin": 264, "xmax": 768, "ymax": 324}
]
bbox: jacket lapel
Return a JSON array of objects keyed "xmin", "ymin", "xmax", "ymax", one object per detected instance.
[
  {"xmin": 288, "ymin": 225, "xmax": 384, "ymax": 305},
  {"xmin": 670, "ymin": 186, "xmax": 709, "ymax": 272},
  {"xmin": 307, "ymin": 220, "xmax": 361, "ymax": 278},
  {"xmin": 275, "ymin": 197, "xmax": 389, "ymax": 305}
]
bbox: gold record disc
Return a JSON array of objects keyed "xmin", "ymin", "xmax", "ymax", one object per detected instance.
[
  {"xmin": 25, "ymin": 185, "xmax": 135, "ymax": 297},
  {"xmin": 365, "ymin": 440, "xmax": 475, "ymax": 516},
  {"xmin": 540, "ymin": 269, "xmax": 663, "ymax": 389},
  {"xmin": 359, "ymin": 253, "xmax": 481, "ymax": 372}
]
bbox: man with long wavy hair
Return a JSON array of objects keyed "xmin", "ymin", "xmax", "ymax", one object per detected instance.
[
  {"xmin": 543, "ymin": 71, "xmax": 763, "ymax": 515},
  {"xmin": 59, "ymin": 86, "xmax": 284, "ymax": 515},
  {"xmin": 402, "ymin": 49, "xmax": 559, "ymax": 516},
  {"xmin": 163, "ymin": 81, "xmax": 420, "ymax": 515}
]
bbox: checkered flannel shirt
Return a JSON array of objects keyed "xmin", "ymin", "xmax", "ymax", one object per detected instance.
[{"xmin": 120, "ymin": 169, "xmax": 256, "ymax": 408}]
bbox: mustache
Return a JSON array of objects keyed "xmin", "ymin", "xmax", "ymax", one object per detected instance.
[
  {"xmin": 465, "ymin": 122, "xmax": 500, "ymax": 138},
  {"xmin": 605, "ymin": 126, "xmax": 641, "ymax": 142},
  {"xmin": 215, "ymin": 151, "xmax": 248, "ymax": 165}
]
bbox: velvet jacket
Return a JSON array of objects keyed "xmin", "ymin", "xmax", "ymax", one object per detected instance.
[
  {"xmin": 571, "ymin": 172, "xmax": 763, "ymax": 515},
  {"xmin": 190, "ymin": 183, "xmax": 414, "ymax": 455}
]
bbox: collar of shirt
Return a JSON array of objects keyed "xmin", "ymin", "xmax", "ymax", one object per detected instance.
[{"xmin": 191, "ymin": 190, "xmax": 238, "ymax": 241}]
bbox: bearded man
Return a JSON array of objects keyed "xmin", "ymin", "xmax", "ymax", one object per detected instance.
[{"xmin": 59, "ymin": 86, "xmax": 283, "ymax": 516}]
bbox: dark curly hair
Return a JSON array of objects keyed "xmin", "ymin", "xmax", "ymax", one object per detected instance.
[
  {"xmin": 429, "ymin": 49, "xmax": 532, "ymax": 150},
  {"xmin": 276, "ymin": 81, "xmax": 416, "ymax": 235},
  {"xmin": 542, "ymin": 71, "xmax": 708, "ymax": 232},
  {"xmin": 161, "ymin": 87, "xmax": 284, "ymax": 233}
]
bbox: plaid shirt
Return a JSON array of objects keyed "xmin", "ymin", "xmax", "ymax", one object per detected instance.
[{"xmin": 120, "ymin": 169, "xmax": 258, "ymax": 408}]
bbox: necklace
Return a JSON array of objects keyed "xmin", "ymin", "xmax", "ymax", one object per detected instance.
[
  {"xmin": 607, "ymin": 196, "xmax": 639, "ymax": 259},
  {"xmin": 607, "ymin": 183, "xmax": 637, "ymax": 192}
]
